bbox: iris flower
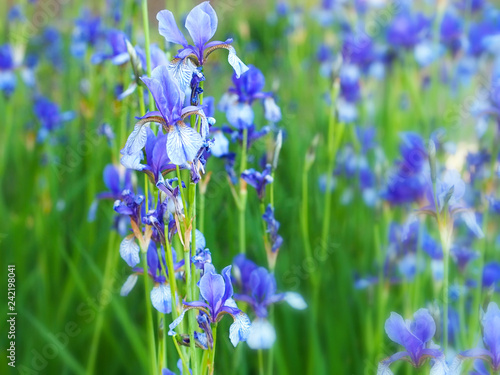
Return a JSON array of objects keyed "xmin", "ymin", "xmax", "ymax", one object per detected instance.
[
  {"xmin": 168, "ymin": 263, "xmax": 251, "ymax": 347},
  {"xmin": 121, "ymin": 65, "xmax": 210, "ymax": 167},
  {"xmin": 157, "ymin": 1, "xmax": 248, "ymax": 91},
  {"xmin": 378, "ymin": 309, "xmax": 448, "ymax": 374}
]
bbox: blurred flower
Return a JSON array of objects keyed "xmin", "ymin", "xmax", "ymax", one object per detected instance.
[
  {"xmin": 241, "ymin": 164, "xmax": 273, "ymax": 200},
  {"xmin": 262, "ymin": 204, "xmax": 283, "ymax": 253}
]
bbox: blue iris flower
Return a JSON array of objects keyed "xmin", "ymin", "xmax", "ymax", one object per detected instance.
[
  {"xmin": 156, "ymin": 1, "xmax": 248, "ymax": 90},
  {"xmin": 241, "ymin": 164, "xmax": 273, "ymax": 201},
  {"xmin": 378, "ymin": 309, "xmax": 448, "ymax": 374},
  {"xmin": 232, "ymin": 256, "xmax": 306, "ymax": 349},
  {"xmin": 168, "ymin": 263, "xmax": 251, "ymax": 348}
]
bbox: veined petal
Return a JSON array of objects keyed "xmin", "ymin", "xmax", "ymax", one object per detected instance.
[
  {"xmin": 185, "ymin": 1, "xmax": 217, "ymax": 49},
  {"xmin": 157, "ymin": 10, "xmax": 188, "ymax": 46},
  {"xmin": 168, "ymin": 308, "xmax": 188, "ymax": 335},
  {"xmin": 247, "ymin": 318, "xmax": 276, "ymax": 350},
  {"xmin": 120, "ymin": 235, "xmax": 141, "ymax": 267},
  {"xmin": 120, "ymin": 152, "xmax": 144, "ymax": 171},
  {"xmin": 151, "ymin": 284, "xmax": 173, "ymax": 314},
  {"xmin": 378, "ymin": 351, "xmax": 410, "ymax": 374},
  {"xmin": 168, "ymin": 57, "xmax": 197, "ymax": 94},
  {"xmin": 166, "ymin": 123, "xmax": 203, "ymax": 165},
  {"xmin": 120, "ymin": 274, "xmax": 139, "ymax": 296},
  {"xmin": 428, "ymin": 353, "xmax": 448, "ymax": 375},
  {"xmin": 283, "ymin": 292, "xmax": 307, "ymax": 310},
  {"xmin": 123, "ymin": 122, "xmax": 149, "ymax": 155},
  {"xmin": 229, "ymin": 311, "xmax": 251, "ymax": 347}
]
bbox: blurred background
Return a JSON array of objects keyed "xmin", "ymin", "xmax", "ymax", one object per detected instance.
[{"xmin": 2, "ymin": 0, "xmax": 500, "ymax": 374}]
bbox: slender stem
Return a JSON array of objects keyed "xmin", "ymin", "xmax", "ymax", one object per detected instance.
[
  {"xmin": 209, "ymin": 324, "xmax": 218, "ymax": 375},
  {"xmin": 141, "ymin": 0, "xmax": 154, "ymax": 112},
  {"xmin": 258, "ymin": 349, "xmax": 265, "ymax": 375},
  {"xmin": 439, "ymin": 226, "xmax": 451, "ymax": 354},
  {"xmin": 164, "ymin": 234, "xmax": 179, "ymax": 318},
  {"xmin": 141, "ymin": 242, "xmax": 158, "ymax": 375},
  {"xmin": 173, "ymin": 336, "xmax": 191, "ymax": 375},
  {"xmin": 238, "ymin": 127, "xmax": 249, "ymax": 254}
]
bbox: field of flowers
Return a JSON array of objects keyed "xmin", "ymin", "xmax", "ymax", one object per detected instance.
[{"xmin": 2, "ymin": 0, "xmax": 500, "ymax": 374}]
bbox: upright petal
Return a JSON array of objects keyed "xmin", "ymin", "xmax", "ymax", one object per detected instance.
[
  {"xmin": 410, "ymin": 308, "xmax": 436, "ymax": 344},
  {"xmin": 185, "ymin": 2, "xmax": 218, "ymax": 49},
  {"xmin": 385, "ymin": 312, "xmax": 423, "ymax": 363},
  {"xmin": 199, "ymin": 264, "xmax": 225, "ymax": 313},
  {"xmin": 221, "ymin": 265, "xmax": 234, "ymax": 303},
  {"xmin": 482, "ymin": 302, "xmax": 500, "ymax": 366},
  {"xmin": 157, "ymin": 10, "xmax": 188, "ymax": 46}
]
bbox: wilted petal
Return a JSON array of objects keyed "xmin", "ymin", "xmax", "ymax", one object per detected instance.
[
  {"xmin": 120, "ymin": 274, "xmax": 138, "ymax": 296},
  {"xmin": 120, "ymin": 235, "xmax": 141, "ymax": 267},
  {"xmin": 283, "ymin": 292, "xmax": 307, "ymax": 310},
  {"xmin": 157, "ymin": 10, "xmax": 188, "ymax": 46},
  {"xmin": 185, "ymin": 1, "xmax": 217, "ymax": 49},
  {"xmin": 247, "ymin": 318, "xmax": 276, "ymax": 349},
  {"xmin": 151, "ymin": 284, "xmax": 173, "ymax": 314},
  {"xmin": 166, "ymin": 123, "xmax": 203, "ymax": 165},
  {"xmin": 229, "ymin": 311, "xmax": 251, "ymax": 347}
]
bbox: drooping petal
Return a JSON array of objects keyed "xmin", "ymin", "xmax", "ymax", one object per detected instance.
[
  {"xmin": 428, "ymin": 352, "xmax": 448, "ymax": 375},
  {"xmin": 229, "ymin": 311, "xmax": 251, "ymax": 347},
  {"xmin": 459, "ymin": 210, "xmax": 484, "ymax": 238},
  {"xmin": 122, "ymin": 122, "xmax": 149, "ymax": 155},
  {"xmin": 185, "ymin": 1, "xmax": 217, "ymax": 50},
  {"xmin": 151, "ymin": 284, "xmax": 173, "ymax": 314},
  {"xmin": 247, "ymin": 318, "xmax": 276, "ymax": 349},
  {"xmin": 168, "ymin": 57, "xmax": 198, "ymax": 94},
  {"xmin": 120, "ymin": 152, "xmax": 144, "ymax": 171},
  {"xmin": 378, "ymin": 351, "xmax": 410, "ymax": 375},
  {"xmin": 283, "ymin": 292, "xmax": 307, "ymax": 310},
  {"xmin": 166, "ymin": 123, "xmax": 203, "ymax": 165},
  {"xmin": 120, "ymin": 274, "xmax": 139, "ymax": 296},
  {"xmin": 227, "ymin": 46, "xmax": 249, "ymax": 78},
  {"xmin": 157, "ymin": 10, "xmax": 188, "ymax": 46},
  {"xmin": 120, "ymin": 235, "xmax": 141, "ymax": 267},
  {"xmin": 226, "ymin": 102, "xmax": 254, "ymax": 128},
  {"xmin": 168, "ymin": 308, "xmax": 188, "ymax": 335}
]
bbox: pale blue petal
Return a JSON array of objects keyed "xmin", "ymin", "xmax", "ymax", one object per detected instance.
[
  {"xmin": 459, "ymin": 210, "xmax": 484, "ymax": 238},
  {"xmin": 227, "ymin": 46, "xmax": 248, "ymax": 78},
  {"xmin": 263, "ymin": 97, "xmax": 281, "ymax": 123},
  {"xmin": 211, "ymin": 131, "xmax": 229, "ymax": 157},
  {"xmin": 151, "ymin": 284, "xmax": 173, "ymax": 314},
  {"xmin": 429, "ymin": 355, "xmax": 448, "ymax": 375},
  {"xmin": 120, "ymin": 274, "xmax": 138, "ymax": 296},
  {"xmin": 247, "ymin": 318, "xmax": 276, "ymax": 350},
  {"xmin": 229, "ymin": 311, "xmax": 251, "ymax": 347},
  {"xmin": 283, "ymin": 292, "xmax": 307, "ymax": 310},
  {"xmin": 168, "ymin": 308, "xmax": 188, "ymax": 335},
  {"xmin": 120, "ymin": 152, "xmax": 144, "ymax": 170},
  {"xmin": 123, "ymin": 122, "xmax": 149, "ymax": 155},
  {"xmin": 157, "ymin": 10, "xmax": 188, "ymax": 46},
  {"xmin": 120, "ymin": 236, "xmax": 140, "ymax": 267},
  {"xmin": 167, "ymin": 123, "xmax": 203, "ymax": 165},
  {"xmin": 168, "ymin": 57, "xmax": 197, "ymax": 94},
  {"xmin": 195, "ymin": 229, "xmax": 206, "ymax": 250},
  {"xmin": 377, "ymin": 363, "xmax": 394, "ymax": 375},
  {"xmin": 226, "ymin": 103, "xmax": 254, "ymax": 128}
]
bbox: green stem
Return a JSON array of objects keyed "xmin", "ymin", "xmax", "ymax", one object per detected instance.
[
  {"xmin": 209, "ymin": 324, "xmax": 218, "ymax": 375},
  {"xmin": 141, "ymin": 241, "xmax": 158, "ymax": 375},
  {"xmin": 238, "ymin": 127, "xmax": 249, "ymax": 254},
  {"xmin": 258, "ymin": 349, "xmax": 265, "ymax": 375},
  {"xmin": 141, "ymin": 0, "xmax": 154, "ymax": 112}
]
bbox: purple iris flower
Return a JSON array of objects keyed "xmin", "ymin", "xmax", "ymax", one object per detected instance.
[
  {"xmin": 386, "ymin": 12, "xmax": 431, "ymax": 49},
  {"xmin": 91, "ymin": 29, "xmax": 129, "ymax": 65},
  {"xmin": 451, "ymin": 246, "xmax": 478, "ymax": 272},
  {"xmin": 440, "ymin": 12, "xmax": 463, "ymax": 52},
  {"xmin": 121, "ymin": 65, "xmax": 210, "ymax": 167},
  {"xmin": 378, "ymin": 309, "xmax": 446, "ymax": 373},
  {"xmin": 262, "ymin": 204, "xmax": 283, "ymax": 253},
  {"xmin": 222, "ymin": 123, "xmax": 270, "ymax": 147},
  {"xmin": 156, "ymin": 1, "xmax": 248, "ymax": 84},
  {"xmin": 34, "ymin": 96, "xmax": 75, "ymax": 142},
  {"xmin": 168, "ymin": 263, "xmax": 251, "ymax": 347},
  {"xmin": 342, "ymin": 32, "xmax": 375, "ymax": 68},
  {"xmin": 113, "ymin": 189, "xmax": 145, "ymax": 225},
  {"xmin": 459, "ymin": 302, "xmax": 500, "ymax": 371},
  {"xmin": 241, "ymin": 164, "xmax": 273, "ymax": 200},
  {"xmin": 468, "ymin": 19, "xmax": 500, "ymax": 56}
]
